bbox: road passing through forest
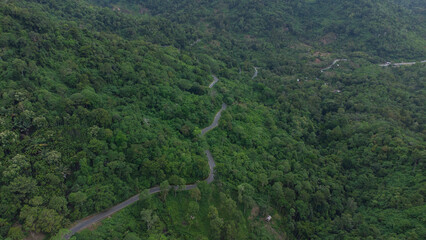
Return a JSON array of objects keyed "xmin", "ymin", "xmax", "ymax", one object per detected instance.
[
  {"xmin": 65, "ymin": 76, "xmax": 226, "ymax": 239},
  {"xmin": 252, "ymin": 67, "xmax": 258, "ymax": 79}
]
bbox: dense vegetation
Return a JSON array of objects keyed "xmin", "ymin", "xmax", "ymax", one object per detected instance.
[{"xmin": 0, "ymin": 0, "xmax": 425, "ymax": 239}]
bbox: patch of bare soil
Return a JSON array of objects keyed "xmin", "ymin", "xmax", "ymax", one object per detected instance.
[
  {"xmin": 112, "ymin": 6, "xmax": 132, "ymax": 14},
  {"xmin": 87, "ymin": 221, "xmax": 103, "ymax": 231},
  {"xmin": 320, "ymin": 33, "xmax": 337, "ymax": 44},
  {"xmin": 290, "ymin": 42, "xmax": 312, "ymax": 50},
  {"xmin": 139, "ymin": 7, "xmax": 149, "ymax": 14},
  {"xmin": 265, "ymin": 224, "xmax": 286, "ymax": 240},
  {"xmin": 236, "ymin": 102, "xmax": 248, "ymax": 108},
  {"xmin": 349, "ymin": 61, "xmax": 360, "ymax": 69},
  {"xmin": 324, "ymin": 71, "xmax": 336, "ymax": 77},
  {"xmin": 24, "ymin": 232, "xmax": 46, "ymax": 240},
  {"xmin": 249, "ymin": 205, "xmax": 259, "ymax": 220},
  {"xmin": 313, "ymin": 51, "xmax": 331, "ymax": 57},
  {"xmin": 314, "ymin": 58, "xmax": 322, "ymax": 64}
]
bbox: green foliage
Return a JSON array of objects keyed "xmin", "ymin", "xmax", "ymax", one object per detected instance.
[
  {"xmin": 140, "ymin": 209, "xmax": 159, "ymax": 230},
  {"xmin": 7, "ymin": 226, "xmax": 24, "ymax": 240},
  {"xmin": 0, "ymin": 0, "xmax": 424, "ymax": 239}
]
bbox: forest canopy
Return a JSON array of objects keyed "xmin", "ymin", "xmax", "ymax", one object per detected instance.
[{"xmin": 0, "ymin": 0, "xmax": 425, "ymax": 239}]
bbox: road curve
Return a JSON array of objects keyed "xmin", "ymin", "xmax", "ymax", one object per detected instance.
[
  {"xmin": 252, "ymin": 67, "xmax": 258, "ymax": 79},
  {"xmin": 321, "ymin": 59, "xmax": 347, "ymax": 72},
  {"xmin": 209, "ymin": 75, "xmax": 219, "ymax": 88},
  {"xmin": 65, "ymin": 77, "xmax": 226, "ymax": 239},
  {"xmin": 200, "ymin": 103, "xmax": 227, "ymax": 136}
]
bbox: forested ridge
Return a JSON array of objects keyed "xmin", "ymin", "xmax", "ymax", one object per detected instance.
[{"xmin": 0, "ymin": 0, "xmax": 425, "ymax": 239}]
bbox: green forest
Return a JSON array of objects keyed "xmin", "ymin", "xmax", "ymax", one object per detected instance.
[{"xmin": 0, "ymin": 0, "xmax": 425, "ymax": 239}]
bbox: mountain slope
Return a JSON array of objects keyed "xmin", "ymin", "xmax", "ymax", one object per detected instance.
[{"xmin": 0, "ymin": 1, "xmax": 425, "ymax": 240}]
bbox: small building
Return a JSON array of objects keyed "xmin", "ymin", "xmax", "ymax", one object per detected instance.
[{"xmin": 266, "ymin": 215, "xmax": 272, "ymax": 222}]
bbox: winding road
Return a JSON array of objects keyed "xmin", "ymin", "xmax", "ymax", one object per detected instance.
[
  {"xmin": 321, "ymin": 59, "xmax": 347, "ymax": 72},
  {"xmin": 321, "ymin": 59, "xmax": 425, "ymax": 71},
  {"xmin": 209, "ymin": 75, "xmax": 219, "ymax": 88},
  {"xmin": 252, "ymin": 67, "xmax": 258, "ymax": 79},
  {"xmin": 200, "ymin": 103, "xmax": 227, "ymax": 136},
  {"xmin": 65, "ymin": 76, "xmax": 225, "ymax": 239},
  {"xmin": 379, "ymin": 60, "xmax": 426, "ymax": 67}
]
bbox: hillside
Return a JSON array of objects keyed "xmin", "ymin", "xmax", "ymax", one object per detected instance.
[{"xmin": 0, "ymin": 1, "xmax": 425, "ymax": 240}]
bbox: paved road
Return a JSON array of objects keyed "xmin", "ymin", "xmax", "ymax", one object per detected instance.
[
  {"xmin": 252, "ymin": 67, "xmax": 258, "ymax": 79},
  {"xmin": 65, "ymin": 76, "xmax": 226, "ymax": 239},
  {"xmin": 205, "ymin": 149, "xmax": 216, "ymax": 184},
  {"xmin": 321, "ymin": 59, "xmax": 347, "ymax": 72},
  {"xmin": 209, "ymin": 75, "xmax": 219, "ymax": 88},
  {"xmin": 65, "ymin": 194, "xmax": 141, "ymax": 238},
  {"xmin": 200, "ymin": 103, "xmax": 227, "ymax": 136},
  {"xmin": 379, "ymin": 60, "xmax": 426, "ymax": 67}
]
